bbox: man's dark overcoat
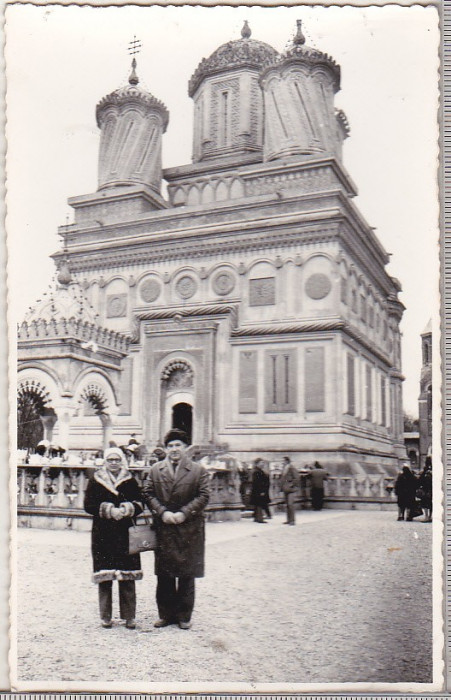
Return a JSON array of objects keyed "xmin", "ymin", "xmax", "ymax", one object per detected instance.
[
  {"xmin": 250, "ymin": 467, "xmax": 270, "ymax": 507},
  {"xmin": 84, "ymin": 467, "xmax": 144, "ymax": 583},
  {"xmin": 143, "ymin": 456, "xmax": 210, "ymax": 578}
]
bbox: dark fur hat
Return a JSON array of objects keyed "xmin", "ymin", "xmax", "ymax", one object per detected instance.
[{"xmin": 164, "ymin": 429, "xmax": 190, "ymax": 446}]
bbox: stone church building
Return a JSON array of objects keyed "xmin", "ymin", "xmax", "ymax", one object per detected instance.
[{"xmin": 18, "ymin": 21, "xmax": 406, "ymax": 473}]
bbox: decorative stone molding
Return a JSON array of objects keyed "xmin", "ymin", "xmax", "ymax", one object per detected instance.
[
  {"xmin": 78, "ymin": 383, "xmax": 109, "ymax": 412},
  {"xmin": 161, "ymin": 359, "xmax": 194, "ymax": 390},
  {"xmin": 212, "ymin": 271, "xmax": 236, "ymax": 296},
  {"xmin": 305, "ymin": 273, "xmax": 332, "ymax": 300},
  {"xmin": 131, "ymin": 303, "xmax": 239, "ymax": 342},
  {"xmin": 139, "ymin": 278, "xmax": 161, "ymax": 304},
  {"xmin": 18, "ymin": 379, "xmax": 51, "ymax": 406},
  {"xmin": 106, "ymin": 293, "xmax": 127, "ymax": 318},
  {"xmin": 175, "ymin": 275, "xmax": 198, "ymax": 299},
  {"xmin": 249, "ymin": 277, "xmax": 275, "ymax": 306}
]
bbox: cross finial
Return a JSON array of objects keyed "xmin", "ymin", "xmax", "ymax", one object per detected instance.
[
  {"xmin": 128, "ymin": 35, "xmax": 142, "ymax": 57},
  {"xmin": 128, "ymin": 36, "xmax": 142, "ymax": 85}
]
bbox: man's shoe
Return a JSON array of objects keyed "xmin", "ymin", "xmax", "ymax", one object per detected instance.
[
  {"xmin": 154, "ymin": 618, "xmax": 172, "ymax": 628},
  {"xmin": 101, "ymin": 618, "xmax": 112, "ymax": 628},
  {"xmin": 178, "ymin": 621, "xmax": 192, "ymax": 630},
  {"xmin": 125, "ymin": 619, "xmax": 136, "ymax": 629}
]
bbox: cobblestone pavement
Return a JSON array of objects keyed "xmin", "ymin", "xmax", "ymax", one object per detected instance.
[{"xmin": 14, "ymin": 510, "xmax": 433, "ymax": 689}]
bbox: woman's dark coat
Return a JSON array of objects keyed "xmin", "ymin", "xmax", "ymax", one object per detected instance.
[
  {"xmin": 394, "ymin": 468, "xmax": 418, "ymax": 509},
  {"xmin": 143, "ymin": 456, "xmax": 210, "ymax": 578},
  {"xmin": 84, "ymin": 467, "xmax": 144, "ymax": 583},
  {"xmin": 250, "ymin": 467, "xmax": 270, "ymax": 507}
]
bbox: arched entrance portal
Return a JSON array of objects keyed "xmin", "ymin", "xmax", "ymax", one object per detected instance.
[{"xmin": 172, "ymin": 402, "xmax": 193, "ymax": 444}]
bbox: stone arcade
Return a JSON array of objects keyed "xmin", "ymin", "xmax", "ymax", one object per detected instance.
[{"xmin": 18, "ymin": 21, "xmax": 406, "ymax": 475}]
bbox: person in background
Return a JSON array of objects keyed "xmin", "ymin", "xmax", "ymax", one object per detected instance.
[
  {"xmin": 417, "ymin": 463, "xmax": 432, "ymax": 522},
  {"xmin": 394, "ymin": 463, "xmax": 418, "ymax": 521},
  {"xmin": 250, "ymin": 458, "xmax": 270, "ymax": 524},
  {"xmin": 280, "ymin": 456, "xmax": 299, "ymax": 525},
  {"xmin": 84, "ymin": 446, "xmax": 144, "ymax": 629},
  {"xmin": 143, "ymin": 429, "xmax": 210, "ymax": 630},
  {"xmin": 309, "ymin": 461, "xmax": 329, "ymax": 511}
]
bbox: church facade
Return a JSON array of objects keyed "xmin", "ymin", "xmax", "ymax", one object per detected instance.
[{"xmin": 18, "ymin": 21, "xmax": 406, "ymax": 474}]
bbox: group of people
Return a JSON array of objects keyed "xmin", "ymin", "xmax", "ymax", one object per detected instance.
[
  {"xmin": 394, "ymin": 462, "xmax": 433, "ymax": 522},
  {"xmin": 84, "ymin": 428, "xmax": 210, "ymax": 631},
  {"xmin": 249, "ymin": 457, "xmax": 329, "ymax": 525}
]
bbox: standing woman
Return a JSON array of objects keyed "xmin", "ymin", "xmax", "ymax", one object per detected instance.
[{"xmin": 84, "ymin": 446, "xmax": 144, "ymax": 629}]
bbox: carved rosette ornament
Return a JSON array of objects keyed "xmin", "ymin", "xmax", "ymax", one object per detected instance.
[
  {"xmin": 305, "ymin": 273, "xmax": 332, "ymax": 300},
  {"xmin": 212, "ymin": 271, "xmax": 236, "ymax": 296},
  {"xmin": 106, "ymin": 294, "xmax": 127, "ymax": 318},
  {"xmin": 140, "ymin": 278, "xmax": 161, "ymax": 304},
  {"xmin": 175, "ymin": 276, "xmax": 198, "ymax": 300}
]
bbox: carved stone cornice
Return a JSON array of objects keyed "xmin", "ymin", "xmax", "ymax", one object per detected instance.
[
  {"xmin": 232, "ymin": 317, "xmax": 398, "ymax": 369},
  {"xmin": 54, "ymin": 221, "xmax": 341, "ymax": 272}
]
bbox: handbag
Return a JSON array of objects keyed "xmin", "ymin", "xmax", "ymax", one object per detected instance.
[{"xmin": 128, "ymin": 514, "xmax": 157, "ymax": 554}]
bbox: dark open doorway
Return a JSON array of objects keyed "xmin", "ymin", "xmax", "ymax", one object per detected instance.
[{"xmin": 172, "ymin": 402, "xmax": 193, "ymax": 444}]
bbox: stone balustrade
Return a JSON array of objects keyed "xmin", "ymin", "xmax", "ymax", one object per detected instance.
[{"xmin": 17, "ymin": 464, "xmax": 396, "ymax": 530}]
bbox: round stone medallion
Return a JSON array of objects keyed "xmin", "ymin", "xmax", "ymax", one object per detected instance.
[
  {"xmin": 212, "ymin": 271, "xmax": 236, "ymax": 296},
  {"xmin": 140, "ymin": 278, "xmax": 161, "ymax": 304},
  {"xmin": 305, "ymin": 273, "xmax": 332, "ymax": 300},
  {"xmin": 176, "ymin": 275, "xmax": 198, "ymax": 299}
]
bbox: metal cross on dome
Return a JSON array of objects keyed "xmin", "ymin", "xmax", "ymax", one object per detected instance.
[{"xmin": 128, "ymin": 35, "xmax": 142, "ymax": 57}]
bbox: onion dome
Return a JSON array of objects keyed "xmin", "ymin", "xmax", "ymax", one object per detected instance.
[
  {"xmin": 260, "ymin": 20, "xmax": 348, "ymax": 162},
  {"xmin": 188, "ymin": 23, "xmax": 279, "ymax": 98},
  {"xmin": 95, "ymin": 59, "xmax": 169, "ymax": 193},
  {"xmin": 96, "ymin": 60, "xmax": 169, "ymax": 132}
]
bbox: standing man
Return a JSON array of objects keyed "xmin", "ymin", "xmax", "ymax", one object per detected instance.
[
  {"xmin": 143, "ymin": 429, "xmax": 210, "ymax": 629},
  {"xmin": 309, "ymin": 461, "xmax": 328, "ymax": 511},
  {"xmin": 280, "ymin": 456, "xmax": 299, "ymax": 525}
]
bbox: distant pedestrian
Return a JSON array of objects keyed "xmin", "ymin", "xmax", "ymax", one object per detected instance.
[
  {"xmin": 394, "ymin": 464, "xmax": 418, "ymax": 521},
  {"xmin": 417, "ymin": 464, "xmax": 432, "ymax": 522},
  {"xmin": 250, "ymin": 458, "xmax": 270, "ymax": 523},
  {"xmin": 309, "ymin": 461, "xmax": 328, "ymax": 511},
  {"xmin": 143, "ymin": 429, "xmax": 210, "ymax": 630},
  {"xmin": 83, "ymin": 447, "xmax": 144, "ymax": 629},
  {"xmin": 280, "ymin": 456, "xmax": 299, "ymax": 525}
]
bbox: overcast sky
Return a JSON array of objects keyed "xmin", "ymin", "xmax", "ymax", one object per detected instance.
[{"xmin": 5, "ymin": 4, "xmax": 439, "ymax": 416}]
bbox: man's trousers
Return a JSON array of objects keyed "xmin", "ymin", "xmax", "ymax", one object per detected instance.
[
  {"xmin": 156, "ymin": 575, "xmax": 195, "ymax": 622},
  {"xmin": 285, "ymin": 492, "xmax": 296, "ymax": 524}
]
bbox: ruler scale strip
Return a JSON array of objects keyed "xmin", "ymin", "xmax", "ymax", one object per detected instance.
[{"xmin": 446, "ymin": 0, "xmax": 451, "ymax": 692}]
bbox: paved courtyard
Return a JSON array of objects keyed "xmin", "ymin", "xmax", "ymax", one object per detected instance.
[{"xmin": 13, "ymin": 509, "xmax": 433, "ymax": 690}]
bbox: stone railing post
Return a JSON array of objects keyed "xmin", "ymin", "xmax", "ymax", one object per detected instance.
[{"xmin": 35, "ymin": 469, "xmax": 47, "ymax": 507}]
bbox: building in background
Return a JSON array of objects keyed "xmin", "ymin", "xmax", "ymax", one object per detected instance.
[
  {"xmin": 419, "ymin": 319, "xmax": 432, "ymax": 468},
  {"xmin": 17, "ymin": 21, "xmax": 406, "ymax": 475}
]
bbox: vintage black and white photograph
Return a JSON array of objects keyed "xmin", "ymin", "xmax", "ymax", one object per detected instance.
[{"xmin": 7, "ymin": 3, "xmax": 441, "ymax": 691}]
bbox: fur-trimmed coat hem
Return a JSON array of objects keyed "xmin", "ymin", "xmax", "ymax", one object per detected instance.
[{"xmin": 92, "ymin": 569, "xmax": 143, "ymax": 584}]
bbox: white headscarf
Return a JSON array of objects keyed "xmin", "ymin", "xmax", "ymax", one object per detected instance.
[{"xmin": 103, "ymin": 447, "xmax": 125, "ymax": 464}]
